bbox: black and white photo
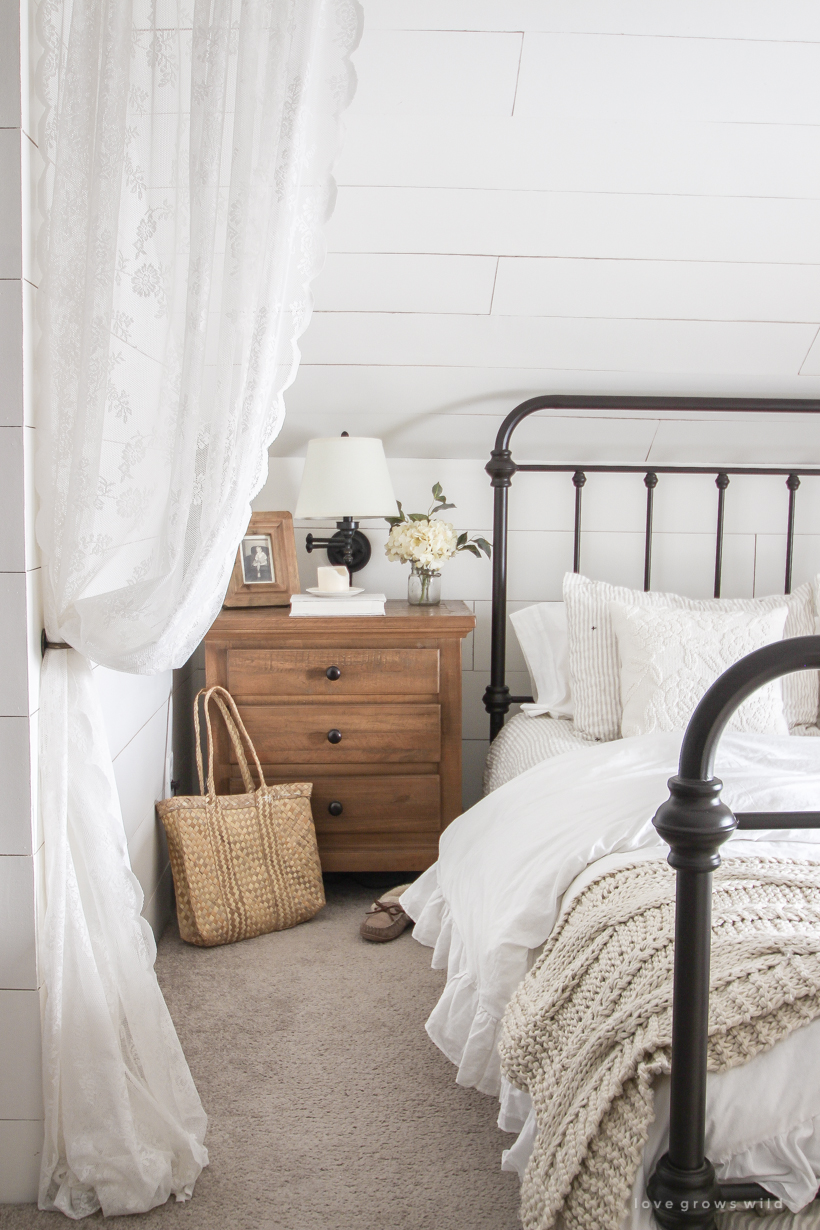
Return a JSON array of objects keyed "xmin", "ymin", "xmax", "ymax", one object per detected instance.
[{"xmin": 240, "ymin": 534, "xmax": 275, "ymax": 584}]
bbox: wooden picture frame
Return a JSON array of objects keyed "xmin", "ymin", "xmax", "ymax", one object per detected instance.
[{"xmin": 223, "ymin": 511, "xmax": 300, "ymax": 608}]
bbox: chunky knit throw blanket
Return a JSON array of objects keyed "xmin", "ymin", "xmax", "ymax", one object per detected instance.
[{"xmin": 498, "ymin": 856, "xmax": 820, "ymax": 1230}]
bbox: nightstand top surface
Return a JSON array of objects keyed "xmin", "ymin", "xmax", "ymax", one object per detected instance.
[{"xmin": 206, "ymin": 598, "xmax": 475, "ymax": 641}]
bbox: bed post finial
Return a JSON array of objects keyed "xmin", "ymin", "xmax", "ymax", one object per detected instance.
[
  {"xmin": 652, "ymin": 776, "xmax": 736, "ymax": 873},
  {"xmin": 485, "ymin": 449, "xmax": 516, "ymax": 488}
]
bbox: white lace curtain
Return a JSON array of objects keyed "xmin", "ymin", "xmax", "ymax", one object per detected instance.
[{"xmin": 33, "ymin": 0, "xmax": 360, "ymax": 1215}]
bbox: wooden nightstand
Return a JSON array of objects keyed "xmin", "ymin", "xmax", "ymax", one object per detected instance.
[{"xmin": 203, "ymin": 599, "xmax": 476, "ymax": 873}]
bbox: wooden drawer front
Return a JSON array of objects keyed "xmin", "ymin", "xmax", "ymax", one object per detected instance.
[
  {"xmin": 235, "ymin": 704, "xmax": 441, "ymax": 764},
  {"xmin": 230, "ymin": 774, "xmax": 441, "ymax": 835},
  {"xmin": 316, "ymin": 839, "xmax": 439, "ymax": 874},
  {"xmin": 227, "ymin": 648, "xmax": 439, "ymax": 698}
]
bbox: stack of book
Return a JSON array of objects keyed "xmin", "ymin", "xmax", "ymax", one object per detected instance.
[{"xmin": 289, "ymin": 593, "xmax": 386, "ymax": 617}]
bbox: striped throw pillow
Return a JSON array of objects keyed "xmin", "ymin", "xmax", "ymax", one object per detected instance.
[{"xmin": 563, "ymin": 572, "xmax": 818, "ymax": 743}]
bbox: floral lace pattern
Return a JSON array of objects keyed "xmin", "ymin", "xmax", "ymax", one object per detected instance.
[
  {"xmin": 609, "ymin": 602, "xmax": 791, "ymax": 738},
  {"xmin": 33, "ymin": 0, "xmax": 360, "ymax": 1214},
  {"xmin": 36, "ymin": 0, "xmax": 361, "ymax": 671}
]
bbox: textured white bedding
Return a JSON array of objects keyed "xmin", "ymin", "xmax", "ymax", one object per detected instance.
[
  {"xmin": 403, "ymin": 731, "xmax": 820, "ymax": 1220},
  {"xmin": 503, "ymin": 1015, "xmax": 820, "ymax": 1228},
  {"xmin": 486, "ymin": 710, "xmax": 820, "ymax": 798},
  {"xmin": 483, "ymin": 712, "xmax": 596, "ymax": 794}
]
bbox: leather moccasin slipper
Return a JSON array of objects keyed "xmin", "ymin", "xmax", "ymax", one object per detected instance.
[{"xmin": 360, "ymin": 896, "xmax": 411, "ymax": 943}]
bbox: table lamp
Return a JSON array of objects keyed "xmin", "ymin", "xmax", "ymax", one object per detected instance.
[{"xmin": 294, "ymin": 433, "xmax": 397, "ymax": 573}]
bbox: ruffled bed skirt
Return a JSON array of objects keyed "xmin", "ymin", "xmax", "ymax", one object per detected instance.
[
  {"xmin": 404, "ymin": 861, "xmax": 820, "ymax": 1220},
  {"xmin": 405, "ymin": 864, "xmax": 523, "ymax": 1098}
]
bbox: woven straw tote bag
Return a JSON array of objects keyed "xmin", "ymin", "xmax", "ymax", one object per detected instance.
[{"xmin": 157, "ymin": 685, "xmax": 325, "ymax": 946}]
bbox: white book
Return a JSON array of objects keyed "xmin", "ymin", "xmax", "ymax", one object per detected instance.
[{"xmin": 289, "ymin": 592, "xmax": 386, "ymax": 616}]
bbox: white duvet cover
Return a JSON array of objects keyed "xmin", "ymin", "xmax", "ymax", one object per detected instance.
[{"xmin": 402, "ymin": 731, "xmax": 820, "ymax": 1217}]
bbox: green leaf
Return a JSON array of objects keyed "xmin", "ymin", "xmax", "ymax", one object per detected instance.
[
  {"xmin": 408, "ymin": 512, "xmax": 429, "ymax": 522},
  {"xmin": 385, "ymin": 501, "xmax": 407, "ymax": 525},
  {"xmin": 432, "ymin": 502, "xmax": 456, "ymax": 514},
  {"xmin": 473, "ymin": 537, "xmax": 492, "ymax": 557},
  {"xmin": 461, "ymin": 543, "xmax": 481, "ymax": 557},
  {"xmin": 456, "ymin": 531, "xmax": 468, "ymax": 547},
  {"xmin": 432, "ymin": 482, "xmax": 444, "ymax": 500}
]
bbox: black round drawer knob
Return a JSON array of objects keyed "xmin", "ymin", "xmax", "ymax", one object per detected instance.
[
  {"xmin": 327, "ymin": 728, "xmax": 342, "ymax": 744},
  {"xmin": 326, "ymin": 665, "xmax": 341, "ymax": 681},
  {"xmin": 328, "ymin": 801, "xmax": 343, "ymax": 817}
]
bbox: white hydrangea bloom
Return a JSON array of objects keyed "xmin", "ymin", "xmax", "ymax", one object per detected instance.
[{"xmin": 385, "ymin": 519, "xmax": 458, "ymax": 568}]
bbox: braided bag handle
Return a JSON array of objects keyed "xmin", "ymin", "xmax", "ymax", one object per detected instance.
[{"xmin": 194, "ymin": 685, "xmax": 267, "ymax": 796}]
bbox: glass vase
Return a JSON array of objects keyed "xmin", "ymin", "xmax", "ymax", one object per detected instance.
[{"xmin": 407, "ymin": 564, "xmax": 441, "ymax": 606}]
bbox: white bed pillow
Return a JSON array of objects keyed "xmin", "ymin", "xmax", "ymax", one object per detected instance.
[
  {"xmin": 509, "ymin": 603, "xmax": 574, "ymax": 718},
  {"xmin": 609, "ymin": 602, "xmax": 790, "ymax": 737},
  {"xmin": 564, "ymin": 572, "xmax": 819, "ymax": 742}
]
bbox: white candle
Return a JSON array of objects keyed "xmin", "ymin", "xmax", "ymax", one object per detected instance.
[{"xmin": 317, "ymin": 565, "xmax": 350, "ymax": 592}]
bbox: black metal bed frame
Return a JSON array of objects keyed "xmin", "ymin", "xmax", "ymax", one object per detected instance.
[
  {"xmin": 483, "ymin": 395, "xmax": 820, "ymax": 741},
  {"xmin": 482, "ymin": 395, "xmax": 820, "ymax": 1228},
  {"xmin": 649, "ymin": 636, "xmax": 820, "ymax": 1228}
]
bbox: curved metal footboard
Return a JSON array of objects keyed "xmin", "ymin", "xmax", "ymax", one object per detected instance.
[{"xmin": 647, "ymin": 636, "xmax": 820, "ymax": 1229}]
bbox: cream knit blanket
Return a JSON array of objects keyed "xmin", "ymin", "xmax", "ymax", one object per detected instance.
[{"xmin": 498, "ymin": 856, "xmax": 820, "ymax": 1230}]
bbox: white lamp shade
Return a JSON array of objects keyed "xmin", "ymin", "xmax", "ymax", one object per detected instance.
[{"xmin": 294, "ymin": 436, "xmax": 398, "ymax": 519}]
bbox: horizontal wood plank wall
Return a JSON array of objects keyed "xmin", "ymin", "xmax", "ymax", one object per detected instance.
[
  {"xmin": 258, "ymin": 1, "xmax": 820, "ymax": 808},
  {"xmin": 275, "ymin": 1, "xmax": 820, "ymax": 459}
]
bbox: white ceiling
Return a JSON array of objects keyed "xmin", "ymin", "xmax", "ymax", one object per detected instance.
[{"xmin": 276, "ymin": 0, "xmax": 820, "ymax": 462}]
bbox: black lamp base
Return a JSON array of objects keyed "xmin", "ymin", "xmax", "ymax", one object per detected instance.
[
  {"xmin": 305, "ymin": 518, "xmax": 372, "ymax": 575},
  {"xmin": 326, "ymin": 529, "xmax": 371, "ymax": 574}
]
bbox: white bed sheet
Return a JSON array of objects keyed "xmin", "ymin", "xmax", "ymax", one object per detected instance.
[{"xmin": 402, "ymin": 731, "xmax": 820, "ymax": 1220}]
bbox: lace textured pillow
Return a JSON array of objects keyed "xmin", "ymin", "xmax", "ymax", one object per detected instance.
[
  {"xmin": 564, "ymin": 572, "xmax": 818, "ymax": 742},
  {"xmin": 609, "ymin": 602, "xmax": 790, "ymax": 738}
]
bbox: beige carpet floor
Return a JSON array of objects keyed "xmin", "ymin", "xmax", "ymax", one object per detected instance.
[{"xmin": 5, "ymin": 878, "xmax": 522, "ymax": 1230}]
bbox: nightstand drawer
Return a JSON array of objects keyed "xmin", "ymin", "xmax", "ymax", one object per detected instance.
[
  {"xmin": 227, "ymin": 648, "xmax": 439, "ymax": 698},
  {"xmin": 230, "ymin": 774, "xmax": 441, "ymax": 835},
  {"xmin": 235, "ymin": 703, "xmax": 441, "ymax": 764}
]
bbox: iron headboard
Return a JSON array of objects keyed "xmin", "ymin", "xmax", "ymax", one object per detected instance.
[{"xmin": 482, "ymin": 395, "xmax": 820, "ymax": 741}]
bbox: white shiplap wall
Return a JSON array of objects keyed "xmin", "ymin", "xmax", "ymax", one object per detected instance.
[
  {"xmin": 258, "ymin": 0, "xmax": 820, "ymax": 807},
  {"xmin": 275, "ymin": 0, "xmax": 820, "ymax": 459}
]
